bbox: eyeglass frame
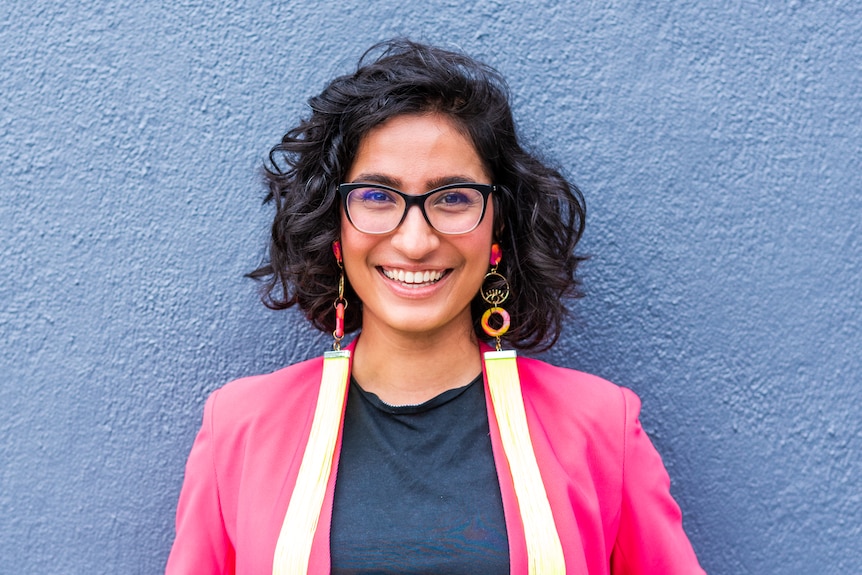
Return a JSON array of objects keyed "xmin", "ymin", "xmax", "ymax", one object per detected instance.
[{"xmin": 338, "ymin": 182, "xmax": 496, "ymax": 235}]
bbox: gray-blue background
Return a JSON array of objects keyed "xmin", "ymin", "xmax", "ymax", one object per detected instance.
[{"xmin": 2, "ymin": 1, "xmax": 859, "ymax": 573}]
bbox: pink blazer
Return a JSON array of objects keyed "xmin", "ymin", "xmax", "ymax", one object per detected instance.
[{"xmin": 167, "ymin": 347, "xmax": 705, "ymax": 574}]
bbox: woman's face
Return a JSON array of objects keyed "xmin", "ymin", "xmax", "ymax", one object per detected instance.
[{"xmin": 340, "ymin": 113, "xmax": 495, "ymax": 342}]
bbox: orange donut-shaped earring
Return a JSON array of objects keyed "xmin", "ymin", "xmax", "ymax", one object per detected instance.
[
  {"xmin": 481, "ymin": 307, "xmax": 510, "ymax": 338},
  {"xmin": 481, "ymin": 243, "xmax": 512, "ymax": 350}
]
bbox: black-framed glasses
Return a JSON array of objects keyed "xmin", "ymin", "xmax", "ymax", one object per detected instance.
[{"xmin": 338, "ymin": 182, "xmax": 495, "ymax": 235}]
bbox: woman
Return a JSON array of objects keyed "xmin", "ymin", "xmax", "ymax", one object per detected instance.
[{"xmin": 167, "ymin": 39, "xmax": 705, "ymax": 574}]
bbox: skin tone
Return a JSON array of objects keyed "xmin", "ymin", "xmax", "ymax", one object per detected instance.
[{"xmin": 340, "ymin": 112, "xmax": 495, "ymax": 406}]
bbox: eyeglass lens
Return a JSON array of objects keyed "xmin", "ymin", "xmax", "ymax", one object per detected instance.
[{"xmin": 345, "ymin": 186, "xmax": 486, "ymax": 234}]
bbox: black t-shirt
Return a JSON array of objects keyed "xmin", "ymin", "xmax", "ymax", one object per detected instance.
[{"xmin": 330, "ymin": 375, "xmax": 510, "ymax": 574}]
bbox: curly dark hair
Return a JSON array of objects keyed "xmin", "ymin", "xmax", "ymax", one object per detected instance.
[{"xmin": 250, "ymin": 39, "xmax": 586, "ymax": 351}]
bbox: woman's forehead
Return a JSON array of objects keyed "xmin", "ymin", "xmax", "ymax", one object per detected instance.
[{"xmin": 346, "ymin": 113, "xmax": 491, "ymax": 187}]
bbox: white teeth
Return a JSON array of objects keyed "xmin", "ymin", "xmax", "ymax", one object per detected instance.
[{"xmin": 383, "ymin": 268, "xmax": 443, "ymax": 285}]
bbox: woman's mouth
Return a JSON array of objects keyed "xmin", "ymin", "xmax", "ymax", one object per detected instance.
[{"xmin": 380, "ymin": 267, "xmax": 446, "ymax": 288}]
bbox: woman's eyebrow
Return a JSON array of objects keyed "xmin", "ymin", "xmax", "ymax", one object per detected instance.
[
  {"xmin": 348, "ymin": 173, "xmax": 400, "ymax": 187},
  {"xmin": 426, "ymin": 175, "xmax": 482, "ymax": 188}
]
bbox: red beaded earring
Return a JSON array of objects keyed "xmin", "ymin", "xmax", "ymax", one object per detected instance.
[
  {"xmin": 480, "ymin": 243, "xmax": 511, "ymax": 351},
  {"xmin": 332, "ymin": 240, "xmax": 347, "ymax": 351}
]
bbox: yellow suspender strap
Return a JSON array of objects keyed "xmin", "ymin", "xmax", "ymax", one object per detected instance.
[
  {"xmin": 484, "ymin": 350, "xmax": 566, "ymax": 575},
  {"xmin": 273, "ymin": 350, "xmax": 351, "ymax": 575}
]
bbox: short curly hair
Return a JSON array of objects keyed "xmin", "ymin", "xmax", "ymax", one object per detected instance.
[{"xmin": 250, "ymin": 39, "xmax": 586, "ymax": 351}]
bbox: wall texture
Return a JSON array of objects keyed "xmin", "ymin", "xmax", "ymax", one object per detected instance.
[{"xmin": 1, "ymin": 1, "xmax": 859, "ymax": 573}]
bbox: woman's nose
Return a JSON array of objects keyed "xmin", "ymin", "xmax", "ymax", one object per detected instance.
[{"xmin": 390, "ymin": 205, "xmax": 440, "ymax": 258}]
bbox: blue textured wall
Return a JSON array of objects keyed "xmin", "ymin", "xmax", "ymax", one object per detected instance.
[{"xmin": 2, "ymin": 1, "xmax": 859, "ymax": 573}]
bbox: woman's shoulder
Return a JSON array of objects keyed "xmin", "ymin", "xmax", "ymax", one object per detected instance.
[
  {"xmin": 516, "ymin": 354, "xmax": 634, "ymax": 399},
  {"xmin": 205, "ymin": 355, "xmax": 326, "ymax": 430},
  {"xmin": 515, "ymin": 354, "xmax": 641, "ymax": 436}
]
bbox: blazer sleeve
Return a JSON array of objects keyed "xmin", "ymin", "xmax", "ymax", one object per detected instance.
[
  {"xmin": 165, "ymin": 390, "xmax": 236, "ymax": 575},
  {"xmin": 610, "ymin": 388, "xmax": 705, "ymax": 574}
]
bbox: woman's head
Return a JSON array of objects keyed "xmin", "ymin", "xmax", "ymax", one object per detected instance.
[
  {"xmin": 339, "ymin": 112, "xmax": 496, "ymax": 345},
  {"xmin": 252, "ymin": 38, "xmax": 586, "ymax": 351}
]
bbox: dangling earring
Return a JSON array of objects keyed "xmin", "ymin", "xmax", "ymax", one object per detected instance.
[
  {"xmin": 480, "ymin": 243, "xmax": 511, "ymax": 352},
  {"xmin": 332, "ymin": 240, "xmax": 347, "ymax": 351}
]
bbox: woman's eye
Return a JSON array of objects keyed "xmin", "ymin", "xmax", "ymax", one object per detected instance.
[
  {"xmin": 434, "ymin": 191, "xmax": 474, "ymax": 207},
  {"xmin": 357, "ymin": 188, "xmax": 397, "ymax": 204}
]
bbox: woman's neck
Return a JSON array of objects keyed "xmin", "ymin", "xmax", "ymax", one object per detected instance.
[{"xmin": 350, "ymin": 325, "xmax": 483, "ymax": 406}]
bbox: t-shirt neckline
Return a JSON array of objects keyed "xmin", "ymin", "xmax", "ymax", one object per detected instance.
[{"xmin": 350, "ymin": 373, "xmax": 483, "ymax": 415}]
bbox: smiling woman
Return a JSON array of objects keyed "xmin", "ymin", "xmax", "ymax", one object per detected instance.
[{"xmin": 166, "ymin": 39, "xmax": 705, "ymax": 575}]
